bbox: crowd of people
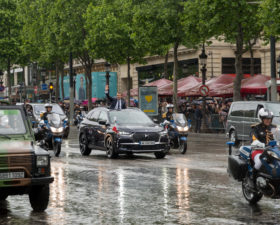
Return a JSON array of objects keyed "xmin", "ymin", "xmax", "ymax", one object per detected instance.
[{"xmin": 158, "ymin": 98, "xmax": 233, "ymax": 133}]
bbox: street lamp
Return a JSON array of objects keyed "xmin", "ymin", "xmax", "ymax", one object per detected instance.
[
  {"xmin": 199, "ymin": 43, "xmax": 208, "ymax": 132},
  {"xmin": 105, "ymin": 62, "xmax": 111, "ymax": 91},
  {"xmin": 277, "ymin": 55, "xmax": 280, "ymax": 78},
  {"xmin": 208, "ymin": 51, "xmax": 214, "ymax": 78}
]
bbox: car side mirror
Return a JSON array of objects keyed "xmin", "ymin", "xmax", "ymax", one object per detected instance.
[{"xmin": 99, "ymin": 120, "xmax": 107, "ymax": 125}]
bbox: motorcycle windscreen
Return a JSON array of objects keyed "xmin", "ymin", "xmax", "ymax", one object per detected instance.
[
  {"xmin": 47, "ymin": 113, "xmax": 62, "ymax": 128},
  {"xmin": 172, "ymin": 113, "xmax": 187, "ymax": 126}
]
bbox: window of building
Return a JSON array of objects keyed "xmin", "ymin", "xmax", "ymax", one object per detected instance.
[{"xmin": 222, "ymin": 58, "xmax": 261, "ymax": 74}]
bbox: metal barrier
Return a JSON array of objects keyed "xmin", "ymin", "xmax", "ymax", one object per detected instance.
[{"xmin": 207, "ymin": 114, "xmax": 225, "ymax": 133}]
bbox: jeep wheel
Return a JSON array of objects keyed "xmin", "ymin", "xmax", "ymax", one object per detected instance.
[
  {"xmin": 106, "ymin": 136, "xmax": 118, "ymax": 159},
  {"xmin": 0, "ymin": 193, "xmax": 8, "ymax": 201},
  {"xmin": 79, "ymin": 133, "xmax": 92, "ymax": 156},
  {"xmin": 29, "ymin": 185, "xmax": 50, "ymax": 212},
  {"xmin": 154, "ymin": 151, "xmax": 166, "ymax": 159}
]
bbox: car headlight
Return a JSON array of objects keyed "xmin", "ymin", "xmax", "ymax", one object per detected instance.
[
  {"xmin": 36, "ymin": 155, "xmax": 49, "ymax": 167},
  {"xmin": 160, "ymin": 130, "xmax": 168, "ymax": 135},
  {"xmin": 50, "ymin": 127, "xmax": 64, "ymax": 133},
  {"xmin": 118, "ymin": 131, "xmax": 132, "ymax": 135},
  {"xmin": 267, "ymin": 151, "xmax": 280, "ymax": 160}
]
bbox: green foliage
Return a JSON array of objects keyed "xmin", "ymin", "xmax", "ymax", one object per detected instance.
[
  {"xmin": 260, "ymin": 0, "xmax": 280, "ymax": 37},
  {"xmin": 85, "ymin": 0, "xmax": 147, "ymax": 64},
  {"xmin": 0, "ymin": 0, "xmax": 21, "ymax": 69}
]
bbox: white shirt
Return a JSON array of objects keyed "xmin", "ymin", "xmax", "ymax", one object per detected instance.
[{"xmin": 115, "ymin": 100, "xmax": 121, "ymax": 110}]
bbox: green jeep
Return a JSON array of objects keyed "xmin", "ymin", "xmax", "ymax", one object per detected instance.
[{"xmin": 0, "ymin": 106, "xmax": 54, "ymax": 212}]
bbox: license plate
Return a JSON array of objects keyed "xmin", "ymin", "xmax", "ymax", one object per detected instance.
[
  {"xmin": 140, "ymin": 141, "xmax": 155, "ymax": 145},
  {"xmin": 0, "ymin": 172, "xmax": 25, "ymax": 180}
]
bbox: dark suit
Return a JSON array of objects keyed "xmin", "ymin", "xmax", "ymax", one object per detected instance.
[{"xmin": 106, "ymin": 92, "xmax": 127, "ymax": 109}]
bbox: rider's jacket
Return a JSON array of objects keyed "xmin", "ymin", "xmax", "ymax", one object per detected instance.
[
  {"xmin": 42, "ymin": 112, "xmax": 51, "ymax": 121},
  {"xmin": 162, "ymin": 112, "xmax": 173, "ymax": 121},
  {"xmin": 251, "ymin": 123, "xmax": 276, "ymax": 145}
]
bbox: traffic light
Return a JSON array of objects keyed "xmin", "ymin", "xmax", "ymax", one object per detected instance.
[{"xmin": 49, "ymin": 82, "xmax": 54, "ymax": 93}]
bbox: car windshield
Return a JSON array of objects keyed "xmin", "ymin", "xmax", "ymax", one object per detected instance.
[
  {"xmin": 109, "ymin": 110, "xmax": 154, "ymax": 125},
  {"xmin": 34, "ymin": 104, "xmax": 64, "ymax": 115},
  {"xmin": 0, "ymin": 109, "xmax": 26, "ymax": 134}
]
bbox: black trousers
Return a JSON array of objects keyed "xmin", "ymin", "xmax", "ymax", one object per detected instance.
[{"xmin": 195, "ymin": 119, "xmax": 202, "ymax": 133}]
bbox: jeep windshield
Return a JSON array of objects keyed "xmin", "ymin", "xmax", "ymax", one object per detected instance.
[
  {"xmin": 0, "ymin": 109, "xmax": 26, "ymax": 135},
  {"xmin": 34, "ymin": 104, "xmax": 64, "ymax": 115},
  {"xmin": 109, "ymin": 109, "xmax": 154, "ymax": 125}
]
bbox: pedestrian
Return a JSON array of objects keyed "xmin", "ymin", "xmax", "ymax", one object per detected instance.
[
  {"xmin": 194, "ymin": 104, "xmax": 203, "ymax": 133},
  {"xmin": 105, "ymin": 85, "xmax": 127, "ymax": 110}
]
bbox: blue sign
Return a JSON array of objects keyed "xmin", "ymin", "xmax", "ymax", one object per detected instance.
[
  {"xmin": 41, "ymin": 83, "xmax": 47, "ymax": 90},
  {"xmin": 139, "ymin": 86, "xmax": 158, "ymax": 116}
]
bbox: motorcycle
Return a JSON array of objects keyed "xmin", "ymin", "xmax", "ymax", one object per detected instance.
[
  {"xmin": 162, "ymin": 113, "xmax": 190, "ymax": 154},
  {"xmin": 227, "ymin": 127, "xmax": 280, "ymax": 204},
  {"xmin": 37, "ymin": 113, "xmax": 64, "ymax": 157},
  {"xmin": 74, "ymin": 110, "xmax": 85, "ymax": 128}
]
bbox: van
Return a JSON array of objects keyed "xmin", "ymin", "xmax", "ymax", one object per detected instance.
[{"xmin": 226, "ymin": 101, "xmax": 280, "ymax": 145}]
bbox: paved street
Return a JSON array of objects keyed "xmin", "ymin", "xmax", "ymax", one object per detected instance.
[{"xmin": 0, "ymin": 129, "xmax": 280, "ymax": 225}]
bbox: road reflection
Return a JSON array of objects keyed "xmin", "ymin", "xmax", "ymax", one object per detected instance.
[{"xmin": 176, "ymin": 167, "xmax": 191, "ymax": 224}]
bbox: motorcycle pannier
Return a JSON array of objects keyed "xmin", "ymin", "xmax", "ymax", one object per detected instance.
[{"xmin": 228, "ymin": 155, "xmax": 247, "ymax": 181}]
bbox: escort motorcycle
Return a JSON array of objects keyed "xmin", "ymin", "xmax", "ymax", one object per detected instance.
[
  {"xmin": 162, "ymin": 113, "xmax": 190, "ymax": 154},
  {"xmin": 227, "ymin": 127, "xmax": 280, "ymax": 204},
  {"xmin": 37, "ymin": 113, "xmax": 64, "ymax": 157}
]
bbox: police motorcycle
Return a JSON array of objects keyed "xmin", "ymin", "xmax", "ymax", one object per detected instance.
[
  {"xmin": 162, "ymin": 113, "xmax": 190, "ymax": 154},
  {"xmin": 36, "ymin": 113, "xmax": 64, "ymax": 157},
  {"xmin": 227, "ymin": 127, "xmax": 280, "ymax": 204}
]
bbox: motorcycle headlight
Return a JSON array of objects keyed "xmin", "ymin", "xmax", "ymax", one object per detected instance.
[
  {"xmin": 184, "ymin": 126, "xmax": 189, "ymax": 131},
  {"xmin": 267, "ymin": 151, "xmax": 280, "ymax": 160},
  {"xmin": 118, "ymin": 131, "xmax": 132, "ymax": 135},
  {"xmin": 36, "ymin": 155, "xmax": 49, "ymax": 167},
  {"xmin": 177, "ymin": 126, "xmax": 184, "ymax": 131},
  {"xmin": 50, "ymin": 127, "xmax": 64, "ymax": 133}
]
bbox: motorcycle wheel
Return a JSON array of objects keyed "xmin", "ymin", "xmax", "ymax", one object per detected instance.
[
  {"xmin": 179, "ymin": 141, "xmax": 187, "ymax": 154},
  {"xmin": 54, "ymin": 142, "xmax": 61, "ymax": 157},
  {"xmin": 242, "ymin": 178, "xmax": 263, "ymax": 204}
]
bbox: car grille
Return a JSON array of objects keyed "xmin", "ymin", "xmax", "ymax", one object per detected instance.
[
  {"xmin": 0, "ymin": 154, "xmax": 33, "ymax": 177},
  {"xmin": 133, "ymin": 132, "xmax": 160, "ymax": 142}
]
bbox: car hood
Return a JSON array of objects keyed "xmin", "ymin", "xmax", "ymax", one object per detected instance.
[
  {"xmin": 115, "ymin": 124, "xmax": 163, "ymax": 133},
  {"xmin": 0, "ymin": 140, "xmax": 34, "ymax": 155}
]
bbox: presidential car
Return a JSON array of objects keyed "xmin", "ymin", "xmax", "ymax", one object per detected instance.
[{"xmin": 79, "ymin": 107, "xmax": 169, "ymax": 158}]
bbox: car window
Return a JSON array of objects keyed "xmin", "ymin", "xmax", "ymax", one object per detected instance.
[
  {"xmin": 86, "ymin": 111, "xmax": 94, "ymax": 119},
  {"xmin": 243, "ymin": 103, "xmax": 257, "ymax": 118},
  {"xmin": 109, "ymin": 110, "xmax": 154, "ymax": 125},
  {"xmin": 230, "ymin": 103, "xmax": 244, "ymax": 117},
  {"xmin": 0, "ymin": 109, "xmax": 26, "ymax": 134},
  {"xmin": 34, "ymin": 104, "xmax": 64, "ymax": 115},
  {"xmin": 90, "ymin": 110, "xmax": 100, "ymax": 122},
  {"xmin": 98, "ymin": 111, "xmax": 108, "ymax": 122}
]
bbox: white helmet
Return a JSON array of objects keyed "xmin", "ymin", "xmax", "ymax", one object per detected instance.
[
  {"xmin": 44, "ymin": 103, "xmax": 53, "ymax": 108},
  {"xmin": 258, "ymin": 108, "xmax": 273, "ymax": 122},
  {"xmin": 166, "ymin": 104, "xmax": 174, "ymax": 108}
]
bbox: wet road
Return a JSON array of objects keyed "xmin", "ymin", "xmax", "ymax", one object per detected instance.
[{"xmin": 1, "ymin": 131, "xmax": 280, "ymax": 225}]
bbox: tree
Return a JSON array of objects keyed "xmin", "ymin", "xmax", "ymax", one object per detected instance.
[
  {"xmin": 184, "ymin": 0, "xmax": 263, "ymax": 101},
  {"xmin": 0, "ymin": 0, "xmax": 21, "ymax": 99},
  {"xmin": 85, "ymin": 0, "xmax": 147, "ymax": 106}
]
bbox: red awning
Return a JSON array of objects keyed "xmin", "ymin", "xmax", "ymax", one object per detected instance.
[
  {"xmin": 184, "ymin": 74, "xmax": 235, "ymax": 97},
  {"xmin": 158, "ymin": 76, "xmax": 201, "ymax": 96},
  {"xmin": 122, "ymin": 78, "xmax": 172, "ymax": 97},
  {"xmin": 210, "ymin": 74, "xmax": 279, "ymax": 97}
]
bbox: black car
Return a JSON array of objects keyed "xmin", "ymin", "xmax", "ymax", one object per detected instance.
[{"xmin": 79, "ymin": 107, "xmax": 169, "ymax": 159}]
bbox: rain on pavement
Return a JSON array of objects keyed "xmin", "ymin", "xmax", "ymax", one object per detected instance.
[{"xmin": 0, "ymin": 131, "xmax": 280, "ymax": 225}]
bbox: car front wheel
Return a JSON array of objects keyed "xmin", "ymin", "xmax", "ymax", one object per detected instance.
[
  {"xmin": 29, "ymin": 185, "xmax": 50, "ymax": 212},
  {"xmin": 0, "ymin": 192, "xmax": 8, "ymax": 201},
  {"xmin": 79, "ymin": 133, "xmax": 92, "ymax": 156},
  {"xmin": 154, "ymin": 151, "xmax": 166, "ymax": 159},
  {"xmin": 106, "ymin": 136, "xmax": 118, "ymax": 159}
]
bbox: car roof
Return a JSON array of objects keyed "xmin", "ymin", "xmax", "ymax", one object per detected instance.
[
  {"xmin": 232, "ymin": 101, "xmax": 280, "ymax": 104},
  {"xmin": 0, "ymin": 105, "xmax": 25, "ymax": 110},
  {"xmin": 92, "ymin": 107, "xmax": 141, "ymax": 112}
]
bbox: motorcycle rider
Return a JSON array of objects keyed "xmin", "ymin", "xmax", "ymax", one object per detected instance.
[
  {"xmin": 162, "ymin": 104, "xmax": 174, "ymax": 121},
  {"xmin": 41, "ymin": 103, "xmax": 53, "ymax": 121},
  {"xmin": 250, "ymin": 108, "xmax": 276, "ymax": 188}
]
